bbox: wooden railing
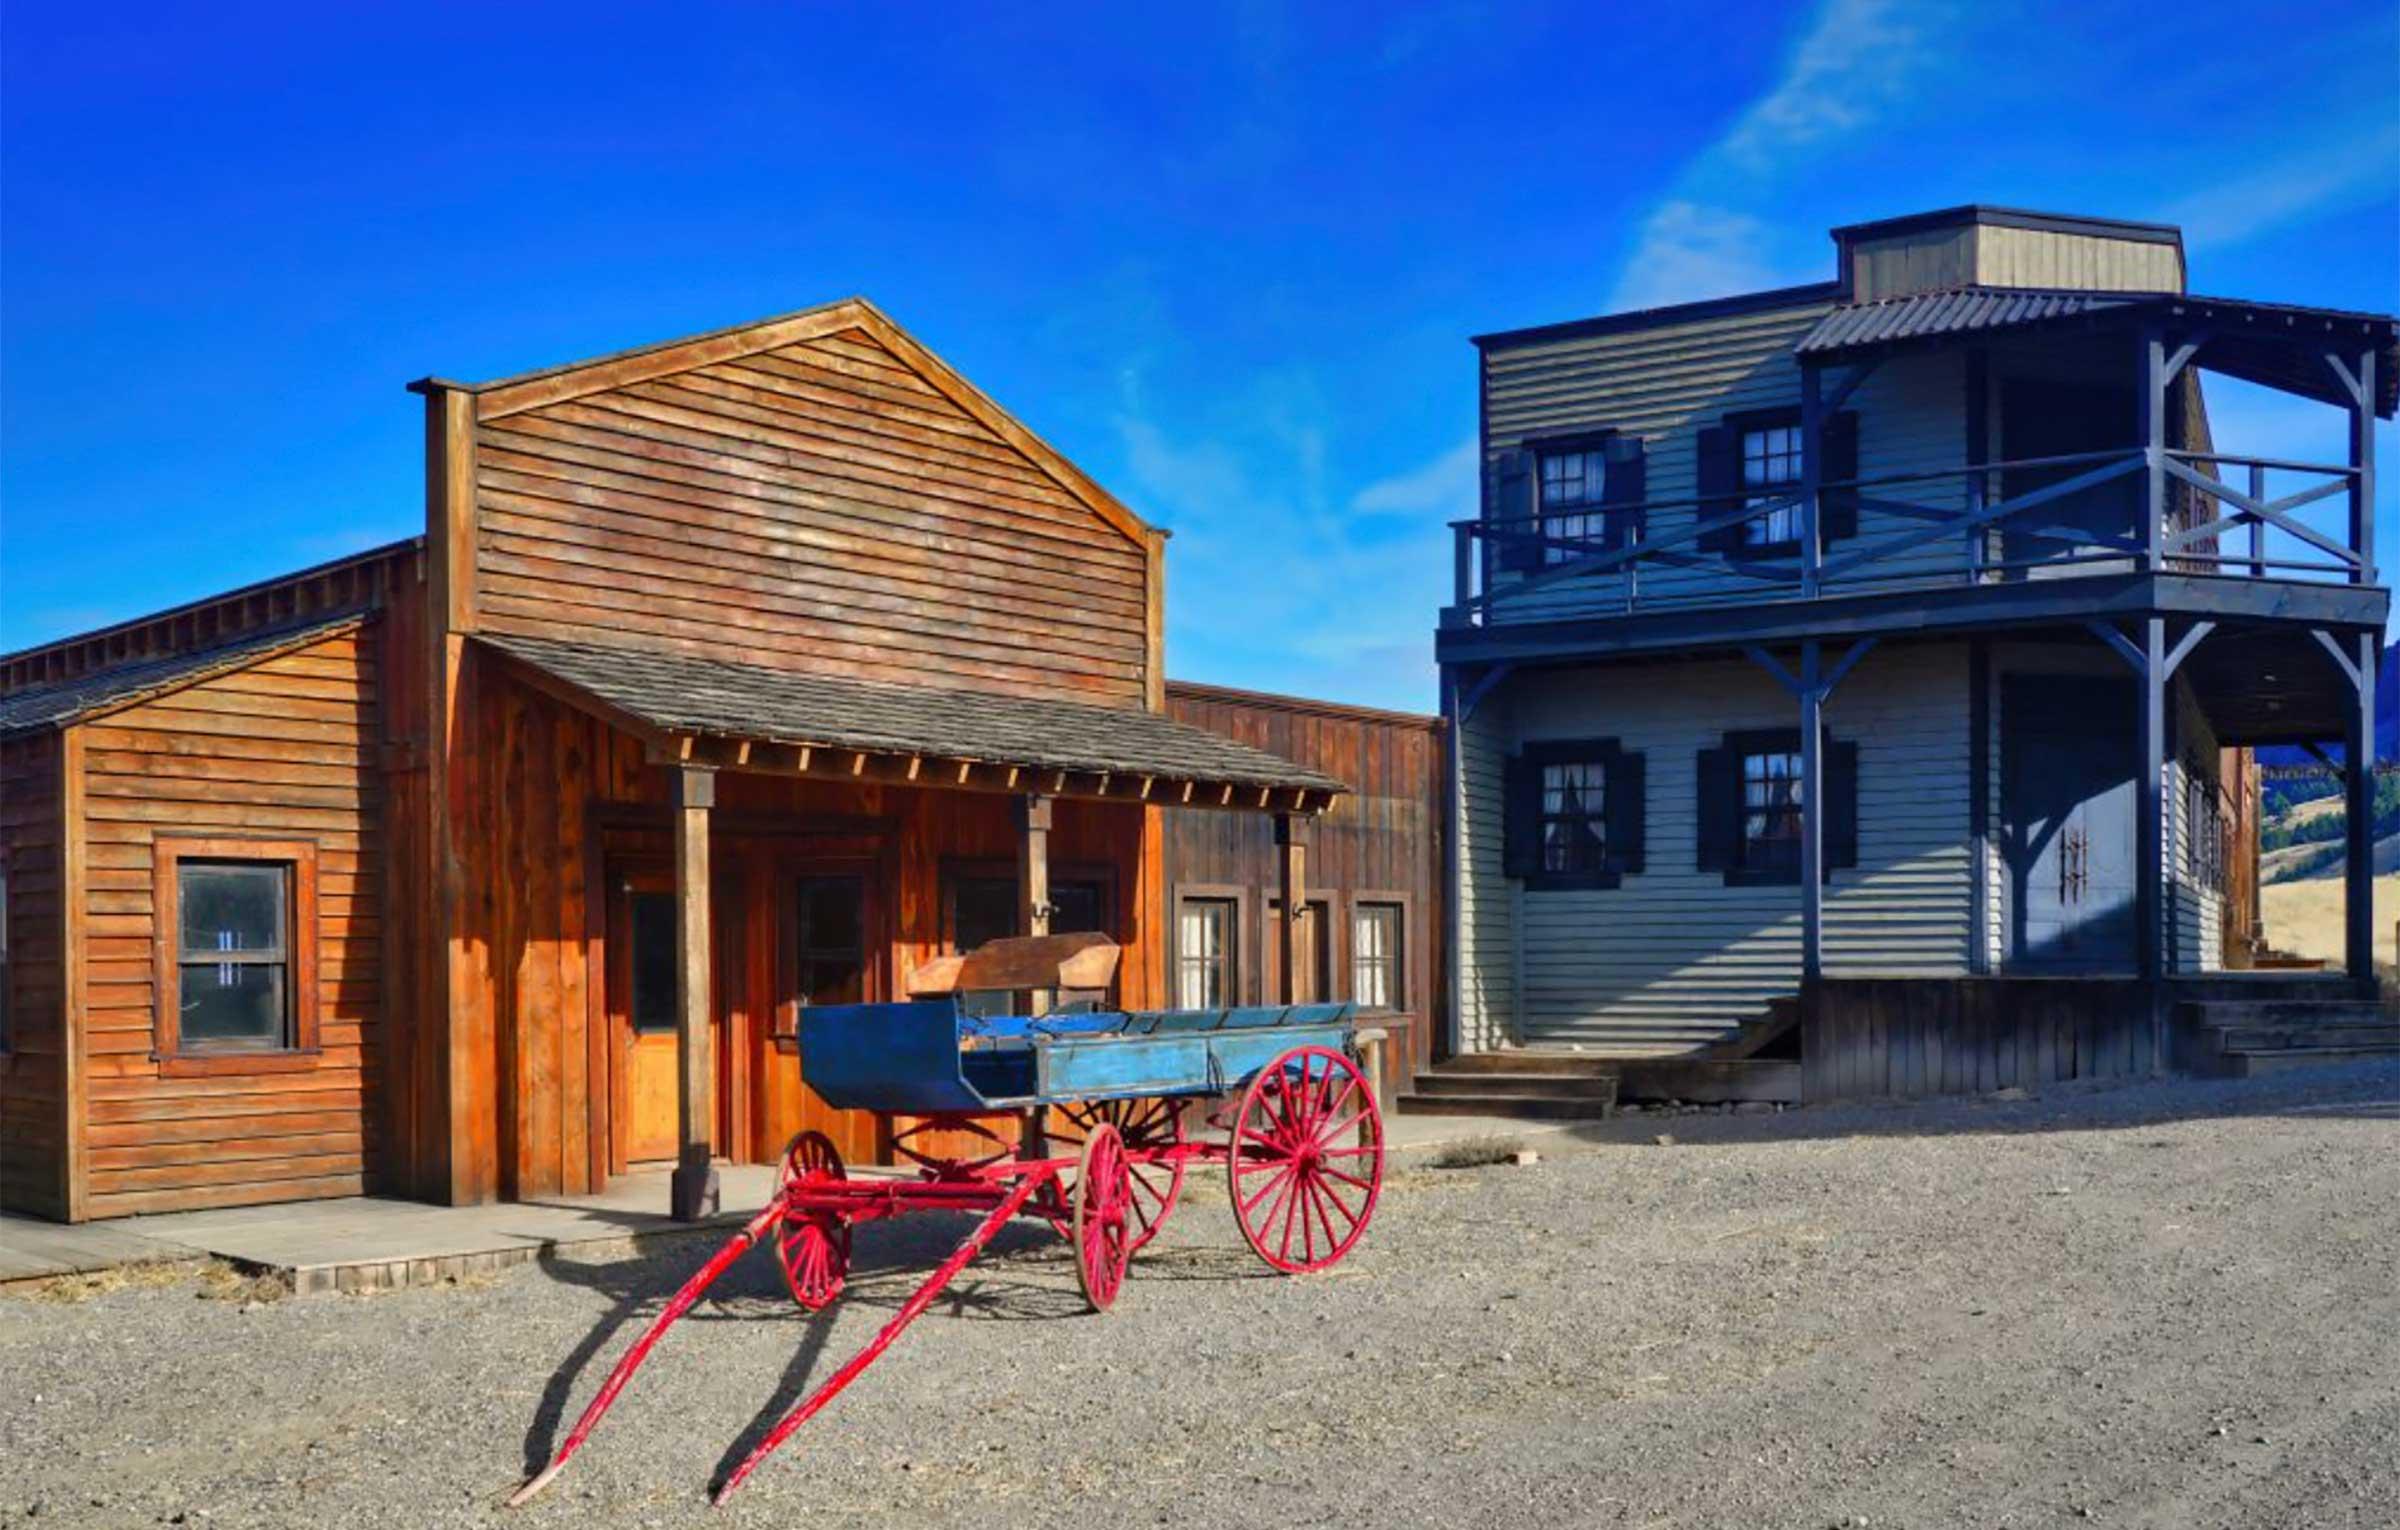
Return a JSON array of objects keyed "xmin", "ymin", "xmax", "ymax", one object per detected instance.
[{"xmin": 1443, "ymin": 447, "xmax": 2372, "ymax": 625}]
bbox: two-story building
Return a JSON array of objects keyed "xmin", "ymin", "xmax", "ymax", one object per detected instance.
[
  {"xmin": 1432, "ymin": 206, "xmax": 2399, "ymax": 1108},
  {"xmin": 0, "ymin": 299, "xmax": 1446, "ymax": 1224}
]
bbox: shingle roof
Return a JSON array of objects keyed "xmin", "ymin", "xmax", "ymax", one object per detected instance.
[
  {"xmin": 1796, "ymin": 287, "xmax": 2146, "ymax": 354},
  {"xmin": 0, "ymin": 614, "xmax": 367, "ymax": 739},
  {"xmin": 479, "ymin": 633, "xmax": 1349, "ymax": 797}
]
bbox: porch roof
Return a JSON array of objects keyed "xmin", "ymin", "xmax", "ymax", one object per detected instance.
[
  {"xmin": 1797, "ymin": 286, "xmax": 2400, "ymax": 416},
  {"xmin": 480, "ymin": 632, "xmax": 1347, "ymax": 812}
]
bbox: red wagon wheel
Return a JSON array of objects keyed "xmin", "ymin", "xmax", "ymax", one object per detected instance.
[
  {"xmin": 1226, "ymin": 1045, "xmax": 1384, "ymax": 1275},
  {"xmin": 774, "ymin": 1130, "xmax": 852, "ymax": 1312},
  {"xmin": 1071, "ymin": 1123, "xmax": 1132, "ymax": 1312},
  {"xmin": 1043, "ymin": 1096, "xmax": 1188, "ymax": 1252}
]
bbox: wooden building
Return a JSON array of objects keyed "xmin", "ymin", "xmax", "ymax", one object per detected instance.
[
  {"xmin": 0, "ymin": 299, "xmax": 1359, "ymax": 1222},
  {"xmin": 1435, "ymin": 205, "xmax": 2400, "ymax": 1107}
]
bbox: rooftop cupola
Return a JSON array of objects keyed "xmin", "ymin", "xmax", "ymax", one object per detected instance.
[{"xmin": 1831, "ymin": 206, "xmax": 2187, "ymax": 302}]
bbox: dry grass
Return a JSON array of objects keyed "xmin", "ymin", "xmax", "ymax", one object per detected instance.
[
  {"xmin": 2258, "ymin": 872, "xmax": 2400, "ymax": 966},
  {"xmin": 12, "ymin": 1257, "xmax": 287, "ymax": 1306},
  {"xmin": 1425, "ymin": 1134, "xmax": 1525, "ymax": 1170}
]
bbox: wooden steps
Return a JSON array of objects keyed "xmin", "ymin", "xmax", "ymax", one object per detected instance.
[
  {"xmin": 2176, "ymin": 998, "xmax": 2400, "ymax": 1079},
  {"xmin": 1397, "ymin": 1051, "xmax": 1620, "ymax": 1121}
]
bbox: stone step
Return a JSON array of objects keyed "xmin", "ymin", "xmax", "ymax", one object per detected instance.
[
  {"xmin": 1409, "ymin": 1071, "xmax": 1621, "ymax": 1099},
  {"xmin": 2227, "ymin": 1042, "xmax": 2400, "ymax": 1077},
  {"xmin": 1392, "ymin": 1092, "xmax": 1618, "ymax": 1122},
  {"xmin": 1616, "ymin": 1057, "xmax": 1804, "ymax": 1105},
  {"xmin": 2215, "ymin": 1023, "xmax": 2400, "ymax": 1053},
  {"xmin": 1426, "ymin": 1051, "xmax": 1623, "ymax": 1078}
]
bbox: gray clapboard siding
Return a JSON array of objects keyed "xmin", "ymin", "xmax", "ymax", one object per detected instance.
[
  {"xmin": 1454, "ymin": 695, "xmax": 1516, "ymax": 1052},
  {"xmin": 1482, "ymin": 308, "xmax": 1970, "ymax": 623},
  {"xmin": 1472, "ymin": 646, "xmax": 1973, "ymax": 1049}
]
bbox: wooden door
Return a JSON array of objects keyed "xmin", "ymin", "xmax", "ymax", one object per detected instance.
[
  {"xmin": 608, "ymin": 870, "xmax": 714, "ymax": 1166},
  {"xmin": 1264, "ymin": 898, "xmax": 1329, "ymax": 1004},
  {"xmin": 2003, "ymin": 675, "xmax": 2139, "ymax": 973}
]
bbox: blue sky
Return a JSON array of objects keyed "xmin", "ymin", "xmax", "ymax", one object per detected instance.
[{"xmin": 4, "ymin": 0, "xmax": 2395, "ymax": 712}]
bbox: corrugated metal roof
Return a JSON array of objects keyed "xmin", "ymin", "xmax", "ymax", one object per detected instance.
[
  {"xmin": 0, "ymin": 613, "xmax": 367, "ymax": 738},
  {"xmin": 480, "ymin": 633, "xmax": 1349, "ymax": 797},
  {"xmin": 1796, "ymin": 287, "xmax": 2147, "ymax": 354}
]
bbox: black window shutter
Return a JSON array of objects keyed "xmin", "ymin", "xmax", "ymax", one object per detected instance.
[
  {"xmin": 1695, "ymin": 745, "xmax": 1737, "ymax": 871},
  {"xmin": 1600, "ymin": 435, "xmax": 1646, "ymax": 551},
  {"xmin": 1491, "ymin": 448, "xmax": 1539, "ymax": 575},
  {"xmin": 1695, "ymin": 425, "xmax": 1741, "ymax": 553},
  {"xmin": 1502, "ymin": 751, "xmax": 1539, "ymax": 877},
  {"xmin": 1820, "ymin": 410, "xmax": 1861, "ymax": 542},
  {"xmin": 1606, "ymin": 749, "xmax": 1646, "ymax": 873},
  {"xmin": 1826, "ymin": 737, "xmax": 1861, "ymax": 871}
]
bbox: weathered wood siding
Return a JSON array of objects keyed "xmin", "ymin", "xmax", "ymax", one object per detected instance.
[
  {"xmin": 1846, "ymin": 224, "xmax": 2183, "ymax": 301},
  {"xmin": 72, "ymin": 629, "xmax": 383, "ymax": 1217},
  {"xmin": 1481, "ymin": 307, "xmax": 1969, "ymax": 622},
  {"xmin": 1801, "ymin": 977, "xmax": 2163, "ymax": 1102},
  {"xmin": 1, "ymin": 733, "xmax": 71, "ymax": 1218},
  {"xmin": 1162, "ymin": 684, "xmax": 1445, "ymax": 1076},
  {"xmin": 1453, "ymin": 695, "xmax": 1515, "ymax": 1053},
  {"xmin": 469, "ymin": 325, "xmax": 1153, "ymax": 703},
  {"xmin": 1462, "ymin": 647, "xmax": 1975, "ymax": 1051}
]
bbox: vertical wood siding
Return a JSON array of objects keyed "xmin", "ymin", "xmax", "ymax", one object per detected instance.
[
  {"xmin": 1161, "ymin": 686, "xmax": 1445, "ymax": 1076},
  {"xmin": 1, "ymin": 735, "xmax": 70, "ymax": 1218},
  {"xmin": 73, "ymin": 632, "xmax": 383, "ymax": 1217},
  {"xmin": 1463, "ymin": 647, "xmax": 1974, "ymax": 1051},
  {"xmin": 470, "ymin": 327, "xmax": 1152, "ymax": 703},
  {"xmin": 1846, "ymin": 226, "xmax": 2182, "ymax": 301}
]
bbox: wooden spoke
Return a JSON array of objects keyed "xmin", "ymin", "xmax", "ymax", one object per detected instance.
[
  {"xmin": 1225, "ymin": 1046, "xmax": 1385, "ymax": 1275},
  {"xmin": 774, "ymin": 1131, "xmax": 852, "ymax": 1311},
  {"xmin": 1044, "ymin": 1096, "xmax": 1189, "ymax": 1252}
]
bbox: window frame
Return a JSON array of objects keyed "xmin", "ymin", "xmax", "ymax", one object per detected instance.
[
  {"xmin": 1171, "ymin": 884, "xmax": 1246, "ymax": 1011},
  {"xmin": 1508, "ymin": 737, "xmax": 1641, "ymax": 892},
  {"xmin": 771, "ymin": 865, "xmax": 876, "ymax": 1050},
  {"xmin": 151, "ymin": 836, "xmax": 321, "ymax": 1077},
  {"xmin": 1527, "ymin": 427, "xmax": 1636, "ymax": 561},
  {"xmin": 1727, "ymin": 406, "xmax": 1805, "ymax": 551},
  {"xmin": 1737, "ymin": 745, "xmax": 1807, "ymax": 878},
  {"xmin": 1348, "ymin": 893, "xmax": 1410, "ymax": 1014}
]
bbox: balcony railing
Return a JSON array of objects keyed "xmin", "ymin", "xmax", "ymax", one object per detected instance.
[{"xmin": 1443, "ymin": 447, "xmax": 2374, "ymax": 626}]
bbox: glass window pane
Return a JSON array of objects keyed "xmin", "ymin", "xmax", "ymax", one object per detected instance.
[
  {"xmin": 802, "ymin": 880, "xmax": 861, "ymax": 954},
  {"xmin": 179, "ymin": 962, "xmax": 287, "ymax": 1047},
  {"xmin": 179, "ymin": 863, "xmax": 285, "ymax": 958},
  {"xmin": 630, "ymin": 891, "xmax": 678, "ymax": 1034},
  {"xmin": 953, "ymin": 876, "xmax": 1014, "ymax": 953},
  {"xmin": 799, "ymin": 957, "xmax": 863, "ymax": 1007},
  {"xmin": 1052, "ymin": 881, "xmax": 1105, "ymax": 935}
]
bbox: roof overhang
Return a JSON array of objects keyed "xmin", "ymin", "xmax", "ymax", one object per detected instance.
[
  {"xmin": 0, "ymin": 612, "xmax": 370, "ymax": 739},
  {"xmin": 1798, "ymin": 287, "xmax": 2400, "ymax": 416},
  {"xmin": 481, "ymin": 633, "xmax": 1346, "ymax": 815}
]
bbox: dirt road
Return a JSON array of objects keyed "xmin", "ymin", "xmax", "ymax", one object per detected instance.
[{"xmin": 4, "ymin": 1062, "xmax": 2396, "ymax": 1528}]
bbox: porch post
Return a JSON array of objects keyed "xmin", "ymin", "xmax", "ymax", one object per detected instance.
[
  {"xmin": 1799, "ymin": 638, "xmax": 1825, "ymax": 980},
  {"xmin": 2139, "ymin": 325, "xmax": 2167, "ymax": 571},
  {"xmin": 2345, "ymin": 629, "xmax": 2379, "ymax": 987},
  {"xmin": 2350, "ymin": 348, "xmax": 2378, "ymax": 584},
  {"xmin": 2136, "ymin": 618, "xmax": 2167, "ymax": 982},
  {"xmin": 670, "ymin": 764, "xmax": 720, "ymax": 1223},
  {"xmin": 1016, "ymin": 792, "xmax": 1053, "ymax": 1020},
  {"xmin": 1275, "ymin": 812, "xmax": 1308, "ymax": 1004},
  {"xmin": 1799, "ymin": 363, "xmax": 1823, "ymax": 599}
]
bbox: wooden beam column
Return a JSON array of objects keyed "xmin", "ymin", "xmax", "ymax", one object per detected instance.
[
  {"xmin": 1798, "ymin": 639, "xmax": 1826, "ymax": 980},
  {"xmin": 1016, "ymin": 792, "xmax": 1053, "ymax": 1024},
  {"xmin": 2348, "ymin": 348, "xmax": 2378, "ymax": 584},
  {"xmin": 670, "ymin": 764, "xmax": 719, "ymax": 1223},
  {"xmin": 2136, "ymin": 617, "xmax": 2167, "ymax": 982},
  {"xmin": 1799, "ymin": 363, "xmax": 1824, "ymax": 599},
  {"xmin": 2343, "ymin": 630, "xmax": 2379, "ymax": 987},
  {"xmin": 1275, "ymin": 812, "xmax": 1308, "ymax": 1005},
  {"xmin": 2139, "ymin": 325, "xmax": 2168, "ymax": 573}
]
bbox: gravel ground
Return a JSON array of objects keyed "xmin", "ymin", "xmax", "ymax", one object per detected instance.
[{"xmin": 4, "ymin": 1061, "xmax": 2397, "ymax": 1530}]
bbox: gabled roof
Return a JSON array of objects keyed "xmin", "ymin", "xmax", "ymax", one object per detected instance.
[
  {"xmin": 408, "ymin": 296, "xmax": 1159, "ymax": 548},
  {"xmin": 481, "ymin": 633, "xmax": 1347, "ymax": 809},
  {"xmin": 0, "ymin": 613, "xmax": 367, "ymax": 739}
]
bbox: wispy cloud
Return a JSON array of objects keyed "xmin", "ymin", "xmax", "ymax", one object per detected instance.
[
  {"xmin": 1351, "ymin": 436, "xmax": 1477, "ymax": 518},
  {"xmin": 2164, "ymin": 115, "xmax": 2400, "ymax": 252},
  {"xmin": 1609, "ymin": 0, "xmax": 1960, "ymax": 310}
]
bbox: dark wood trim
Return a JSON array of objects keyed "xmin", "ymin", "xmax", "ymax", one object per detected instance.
[
  {"xmin": 1473, "ymin": 282, "xmax": 1843, "ymax": 353},
  {"xmin": 149, "ymin": 834, "xmax": 324, "ymax": 1075}
]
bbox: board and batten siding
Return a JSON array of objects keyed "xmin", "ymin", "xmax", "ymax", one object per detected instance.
[
  {"xmin": 1, "ymin": 732, "xmax": 71, "ymax": 1218},
  {"xmin": 1461, "ymin": 647, "xmax": 1974, "ymax": 1052},
  {"xmin": 1847, "ymin": 225, "xmax": 2183, "ymax": 302},
  {"xmin": 1480, "ymin": 304, "xmax": 1970, "ymax": 623},
  {"xmin": 470, "ymin": 325, "xmax": 1152, "ymax": 705},
  {"xmin": 71, "ymin": 630, "xmax": 382, "ymax": 1216}
]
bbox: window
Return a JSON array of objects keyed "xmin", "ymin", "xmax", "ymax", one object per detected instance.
[
  {"xmin": 153, "ymin": 838, "xmax": 319, "ymax": 1069},
  {"xmin": 1697, "ymin": 730, "xmax": 1857, "ymax": 887},
  {"xmin": 629, "ymin": 891, "xmax": 678, "ymax": 1034},
  {"xmin": 1741, "ymin": 422, "xmax": 1803, "ymax": 547},
  {"xmin": 1265, "ymin": 898, "xmax": 1332, "ymax": 1004},
  {"xmin": 1504, "ymin": 739, "xmax": 1645, "ymax": 890},
  {"xmin": 1739, "ymin": 748, "xmax": 1805, "ymax": 876},
  {"xmin": 1352, "ymin": 902, "xmax": 1403, "ymax": 1011},
  {"xmin": 1540, "ymin": 759, "xmax": 1608, "ymax": 875},
  {"xmin": 790, "ymin": 876, "xmax": 865, "ymax": 1009},
  {"xmin": 1176, "ymin": 896, "xmax": 1236, "ymax": 1009},
  {"xmin": 947, "ymin": 868, "xmax": 1112, "ymax": 1016},
  {"xmin": 2187, "ymin": 767, "xmax": 2226, "ymax": 897},
  {"xmin": 1538, "ymin": 448, "xmax": 1606, "ymax": 564}
]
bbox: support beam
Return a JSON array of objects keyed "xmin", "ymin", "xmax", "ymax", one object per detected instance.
[
  {"xmin": 1016, "ymin": 793, "xmax": 1053, "ymax": 1017},
  {"xmin": 2139, "ymin": 326, "xmax": 2167, "ymax": 573},
  {"xmin": 2350, "ymin": 349, "xmax": 2378, "ymax": 585},
  {"xmin": 1799, "ymin": 639, "xmax": 1826, "ymax": 981},
  {"xmin": 2135, "ymin": 619, "xmax": 2167, "ymax": 983},
  {"xmin": 670, "ymin": 765, "xmax": 719, "ymax": 1223},
  {"xmin": 1275, "ymin": 812, "xmax": 1308, "ymax": 1004},
  {"xmin": 2340, "ymin": 629, "xmax": 2380, "ymax": 987},
  {"xmin": 1800, "ymin": 363, "xmax": 1824, "ymax": 599}
]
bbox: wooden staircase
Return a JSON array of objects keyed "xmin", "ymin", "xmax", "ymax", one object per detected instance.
[
  {"xmin": 1398, "ymin": 999, "xmax": 1808, "ymax": 1120},
  {"xmin": 2175, "ymin": 996, "xmax": 2400, "ymax": 1078}
]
